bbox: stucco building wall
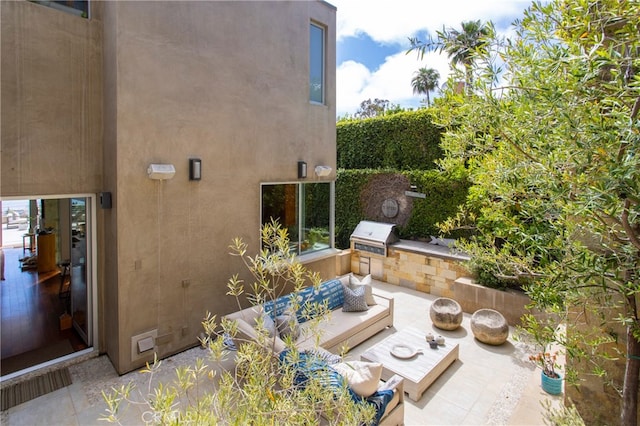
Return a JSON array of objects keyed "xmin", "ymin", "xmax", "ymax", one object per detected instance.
[
  {"xmin": 1, "ymin": 1, "xmax": 103, "ymax": 196},
  {"xmin": 2, "ymin": 0, "xmax": 336, "ymax": 374}
]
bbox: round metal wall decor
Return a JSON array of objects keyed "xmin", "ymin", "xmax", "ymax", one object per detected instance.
[
  {"xmin": 361, "ymin": 173, "xmax": 413, "ymax": 226},
  {"xmin": 381, "ymin": 198, "xmax": 399, "ymax": 218}
]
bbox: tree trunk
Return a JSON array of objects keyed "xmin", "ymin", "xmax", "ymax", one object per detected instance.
[
  {"xmin": 464, "ymin": 63, "xmax": 473, "ymax": 97},
  {"xmin": 621, "ymin": 295, "xmax": 639, "ymax": 426}
]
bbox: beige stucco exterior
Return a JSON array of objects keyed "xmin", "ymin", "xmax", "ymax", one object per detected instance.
[{"xmin": 1, "ymin": 0, "xmax": 337, "ymax": 374}]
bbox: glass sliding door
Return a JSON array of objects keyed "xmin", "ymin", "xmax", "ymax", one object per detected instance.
[
  {"xmin": 70, "ymin": 198, "xmax": 90, "ymax": 345},
  {"xmin": 0, "ymin": 194, "xmax": 94, "ymax": 376}
]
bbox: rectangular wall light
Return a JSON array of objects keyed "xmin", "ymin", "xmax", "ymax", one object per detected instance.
[
  {"xmin": 189, "ymin": 158, "xmax": 202, "ymax": 180},
  {"xmin": 298, "ymin": 161, "xmax": 307, "ymax": 179}
]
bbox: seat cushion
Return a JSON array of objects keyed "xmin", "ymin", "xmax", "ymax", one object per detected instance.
[
  {"xmin": 297, "ymin": 302, "xmax": 389, "ymax": 351},
  {"xmin": 276, "ymin": 310, "xmax": 301, "ymax": 340},
  {"xmin": 254, "ymin": 312, "xmax": 277, "ymax": 338},
  {"xmin": 332, "ymin": 361, "xmax": 382, "ymax": 397}
]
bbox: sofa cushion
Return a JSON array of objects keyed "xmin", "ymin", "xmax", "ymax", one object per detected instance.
[
  {"xmin": 280, "ymin": 350, "xmax": 394, "ymax": 425},
  {"xmin": 225, "ymin": 305, "xmax": 261, "ymax": 324},
  {"xmin": 342, "ymin": 285, "xmax": 368, "ymax": 312},
  {"xmin": 254, "ymin": 312, "xmax": 277, "ymax": 338},
  {"xmin": 276, "ymin": 310, "xmax": 301, "ymax": 340},
  {"xmin": 298, "ymin": 301, "xmax": 390, "ymax": 351},
  {"xmin": 231, "ymin": 317, "xmax": 287, "ymax": 353},
  {"xmin": 265, "ymin": 279, "xmax": 345, "ymax": 324},
  {"xmin": 303, "ymin": 348, "xmax": 342, "ymax": 365},
  {"xmin": 280, "ymin": 349, "xmax": 355, "ymax": 398},
  {"xmin": 263, "ymin": 295, "xmax": 293, "ymax": 321},
  {"xmin": 295, "ymin": 279, "xmax": 345, "ymax": 318},
  {"xmin": 332, "ymin": 361, "xmax": 382, "ymax": 398},
  {"xmin": 348, "ymin": 274, "xmax": 376, "ymax": 306},
  {"xmin": 365, "ymin": 389, "xmax": 395, "ymax": 425}
]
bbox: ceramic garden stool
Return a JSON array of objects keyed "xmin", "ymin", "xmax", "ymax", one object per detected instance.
[
  {"xmin": 429, "ymin": 297, "xmax": 463, "ymax": 330},
  {"xmin": 470, "ymin": 308, "xmax": 509, "ymax": 345}
]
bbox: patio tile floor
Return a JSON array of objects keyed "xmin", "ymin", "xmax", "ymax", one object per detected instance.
[{"xmin": 1, "ymin": 278, "xmax": 564, "ymax": 425}]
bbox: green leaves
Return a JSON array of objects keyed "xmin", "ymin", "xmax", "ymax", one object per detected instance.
[
  {"xmin": 337, "ymin": 109, "xmax": 443, "ymax": 170},
  {"xmin": 433, "ymin": 1, "xmax": 640, "ymax": 421}
]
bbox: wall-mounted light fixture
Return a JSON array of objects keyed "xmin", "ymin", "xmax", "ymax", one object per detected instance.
[
  {"xmin": 189, "ymin": 158, "xmax": 202, "ymax": 181},
  {"xmin": 314, "ymin": 165, "xmax": 332, "ymax": 177},
  {"xmin": 147, "ymin": 164, "xmax": 176, "ymax": 180},
  {"xmin": 298, "ymin": 161, "xmax": 307, "ymax": 179},
  {"xmin": 99, "ymin": 192, "xmax": 112, "ymax": 209}
]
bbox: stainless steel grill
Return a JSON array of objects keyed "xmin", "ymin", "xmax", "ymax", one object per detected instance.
[{"xmin": 350, "ymin": 221, "xmax": 399, "ymax": 257}]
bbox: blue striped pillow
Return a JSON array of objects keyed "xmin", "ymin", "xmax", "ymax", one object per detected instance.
[{"xmin": 264, "ymin": 279, "xmax": 345, "ymax": 324}]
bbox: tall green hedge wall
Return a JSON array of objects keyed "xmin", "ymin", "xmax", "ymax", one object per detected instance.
[
  {"xmin": 335, "ymin": 169, "xmax": 471, "ymax": 249},
  {"xmin": 337, "ymin": 109, "xmax": 443, "ymax": 170}
]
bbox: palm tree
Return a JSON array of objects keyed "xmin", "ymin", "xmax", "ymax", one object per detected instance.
[
  {"xmin": 438, "ymin": 20, "xmax": 493, "ymax": 93},
  {"xmin": 411, "ymin": 67, "xmax": 440, "ymax": 106}
]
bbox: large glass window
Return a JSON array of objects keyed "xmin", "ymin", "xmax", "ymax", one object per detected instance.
[
  {"xmin": 310, "ymin": 23, "xmax": 325, "ymax": 104},
  {"xmin": 261, "ymin": 183, "xmax": 332, "ymax": 255}
]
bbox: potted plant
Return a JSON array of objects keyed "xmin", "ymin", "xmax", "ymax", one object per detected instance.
[
  {"xmin": 521, "ymin": 313, "xmax": 563, "ymax": 395},
  {"xmin": 529, "ymin": 349, "xmax": 563, "ymax": 395}
]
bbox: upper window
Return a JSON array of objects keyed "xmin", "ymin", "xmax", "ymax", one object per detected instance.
[
  {"xmin": 310, "ymin": 23, "xmax": 325, "ymax": 104},
  {"xmin": 31, "ymin": 1, "xmax": 89, "ymax": 18},
  {"xmin": 261, "ymin": 183, "xmax": 332, "ymax": 256}
]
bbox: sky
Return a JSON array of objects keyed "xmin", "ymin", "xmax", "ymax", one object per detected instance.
[{"xmin": 330, "ymin": 0, "xmax": 534, "ymax": 117}]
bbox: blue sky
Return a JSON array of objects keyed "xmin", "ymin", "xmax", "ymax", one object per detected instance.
[{"xmin": 330, "ymin": 0, "xmax": 535, "ymax": 117}]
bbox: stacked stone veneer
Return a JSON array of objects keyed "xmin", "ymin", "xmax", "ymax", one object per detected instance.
[
  {"xmin": 350, "ymin": 244, "xmax": 470, "ymax": 298},
  {"xmin": 348, "ymin": 241, "xmax": 531, "ymax": 326}
]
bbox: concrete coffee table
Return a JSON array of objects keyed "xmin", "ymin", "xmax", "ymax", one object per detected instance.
[{"xmin": 360, "ymin": 327, "xmax": 459, "ymax": 401}]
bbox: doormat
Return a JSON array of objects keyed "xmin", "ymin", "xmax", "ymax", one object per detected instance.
[{"xmin": 1, "ymin": 367, "xmax": 72, "ymax": 410}]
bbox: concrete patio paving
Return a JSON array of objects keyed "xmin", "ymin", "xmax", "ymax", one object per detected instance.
[{"xmin": 1, "ymin": 279, "xmax": 564, "ymax": 425}]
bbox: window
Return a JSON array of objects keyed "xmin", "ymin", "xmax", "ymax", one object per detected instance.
[
  {"xmin": 310, "ymin": 23, "xmax": 325, "ymax": 104},
  {"xmin": 261, "ymin": 182, "xmax": 332, "ymax": 255},
  {"xmin": 31, "ymin": 1, "xmax": 89, "ymax": 18}
]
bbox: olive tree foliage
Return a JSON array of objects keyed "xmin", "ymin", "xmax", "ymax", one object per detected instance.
[
  {"xmin": 429, "ymin": 1, "xmax": 640, "ymax": 425},
  {"xmin": 101, "ymin": 221, "xmax": 375, "ymax": 425}
]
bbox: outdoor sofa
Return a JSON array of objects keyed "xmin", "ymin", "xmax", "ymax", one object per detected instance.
[{"xmin": 224, "ymin": 274, "xmax": 404, "ymax": 425}]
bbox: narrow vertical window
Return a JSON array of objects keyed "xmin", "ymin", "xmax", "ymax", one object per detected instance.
[
  {"xmin": 31, "ymin": 1, "xmax": 89, "ymax": 18},
  {"xmin": 310, "ymin": 23, "xmax": 325, "ymax": 104}
]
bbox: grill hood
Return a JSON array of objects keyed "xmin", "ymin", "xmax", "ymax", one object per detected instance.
[{"xmin": 350, "ymin": 221, "xmax": 399, "ymax": 256}]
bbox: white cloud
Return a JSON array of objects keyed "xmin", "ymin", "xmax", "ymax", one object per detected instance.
[
  {"xmin": 332, "ymin": 0, "xmax": 532, "ymax": 116},
  {"xmin": 332, "ymin": 0, "xmax": 531, "ymax": 43},
  {"xmin": 337, "ymin": 50, "xmax": 452, "ymax": 117}
]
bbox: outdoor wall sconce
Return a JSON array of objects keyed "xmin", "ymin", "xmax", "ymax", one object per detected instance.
[
  {"xmin": 314, "ymin": 165, "xmax": 332, "ymax": 177},
  {"xmin": 99, "ymin": 192, "xmax": 112, "ymax": 209},
  {"xmin": 147, "ymin": 163, "xmax": 176, "ymax": 180},
  {"xmin": 298, "ymin": 161, "xmax": 307, "ymax": 179},
  {"xmin": 189, "ymin": 158, "xmax": 202, "ymax": 181}
]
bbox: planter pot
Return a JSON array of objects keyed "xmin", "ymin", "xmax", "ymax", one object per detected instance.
[{"xmin": 541, "ymin": 371, "xmax": 563, "ymax": 395}]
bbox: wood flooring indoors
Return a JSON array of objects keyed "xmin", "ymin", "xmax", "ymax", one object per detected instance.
[{"xmin": 1, "ymin": 247, "xmax": 87, "ymax": 376}]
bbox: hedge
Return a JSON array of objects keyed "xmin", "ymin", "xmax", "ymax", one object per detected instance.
[
  {"xmin": 335, "ymin": 169, "xmax": 471, "ymax": 249},
  {"xmin": 337, "ymin": 109, "xmax": 442, "ymax": 170}
]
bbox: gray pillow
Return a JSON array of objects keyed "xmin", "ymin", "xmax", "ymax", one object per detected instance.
[
  {"xmin": 348, "ymin": 274, "xmax": 376, "ymax": 306},
  {"xmin": 254, "ymin": 312, "xmax": 277, "ymax": 338},
  {"xmin": 276, "ymin": 311, "xmax": 300, "ymax": 340},
  {"xmin": 342, "ymin": 284, "xmax": 368, "ymax": 312}
]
